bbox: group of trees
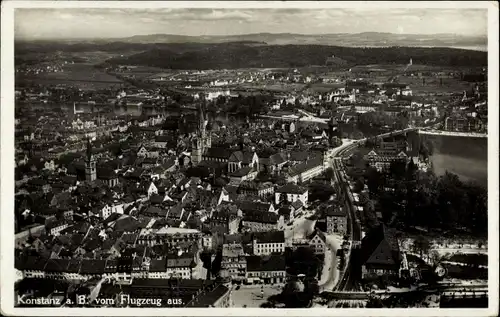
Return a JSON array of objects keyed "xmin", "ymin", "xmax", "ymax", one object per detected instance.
[
  {"xmin": 308, "ymin": 181, "xmax": 335, "ymax": 202},
  {"xmin": 205, "ymin": 94, "xmax": 272, "ymax": 120},
  {"xmin": 260, "ymin": 247, "xmax": 322, "ymax": 308},
  {"xmin": 369, "ymin": 160, "xmax": 487, "ymax": 235},
  {"xmin": 358, "ymin": 111, "xmax": 409, "ymax": 133}
]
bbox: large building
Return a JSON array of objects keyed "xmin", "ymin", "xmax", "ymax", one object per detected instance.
[
  {"xmin": 221, "ymin": 243, "xmax": 247, "ymax": 282},
  {"xmin": 325, "ymin": 205, "xmax": 348, "ymax": 236},
  {"xmin": 252, "ymin": 231, "xmax": 285, "ymax": 256},
  {"xmin": 364, "ymin": 150, "xmax": 410, "ymax": 172},
  {"xmin": 245, "ymin": 255, "xmax": 286, "ymax": 284},
  {"xmin": 287, "ymin": 156, "xmax": 325, "ymax": 184},
  {"xmin": 308, "ymin": 230, "xmax": 328, "ymax": 255},
  {"xmin": 360, "ymin": 224, "xmax": 402, "ymax": 279},
  {"xmin": 275, "ymin": 183, "xmax": 308, "ymax": 206}
]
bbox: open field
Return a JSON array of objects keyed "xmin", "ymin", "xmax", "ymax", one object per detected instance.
[
  {"xmin": 400, "ymin": 75, "xmax": 473, "ymax": 95},
  {"xmin": 17, "ymin": 63, "xmax": 124, "ymax": 90},
  {"xmin": 61, "ymin": 51, "xmax": 132, "ymax": 64},
  {"xmin": 111, "ymin": 66, "xmax": 171, "ymax": 79}
]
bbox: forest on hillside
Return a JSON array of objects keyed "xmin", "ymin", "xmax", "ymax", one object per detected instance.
[
  {"xmin": 101, "ymin": 43, "xmax": 487, "ymax": 69},
  {"xmin": 15, "ymin": 41, "xmax": 487, "ymax": 69}
]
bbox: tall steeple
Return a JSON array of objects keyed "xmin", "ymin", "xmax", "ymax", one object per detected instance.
[
  {"xmin": 191, "ymin": 104, "xmax": 206, "ymax": 167},
  {"xmin": 85, "ymin": 137, "xmax": 97, "ymax": 182}
]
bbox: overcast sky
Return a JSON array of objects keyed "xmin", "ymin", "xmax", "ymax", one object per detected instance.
[{"xmin": 15, "ymin": 8, "xmax": 488, "ymax": 40}]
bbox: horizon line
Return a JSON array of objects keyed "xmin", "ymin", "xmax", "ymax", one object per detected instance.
[{"xmin": 15, "ymin": 31, "xmax": 488, "ymax": 42}]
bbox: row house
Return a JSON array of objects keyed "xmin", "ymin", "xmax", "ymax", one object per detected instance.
[
  {"xmin": 326, "ymin": 206, "xmax": 348, "ymax": 236},
  {"xmin": 238, "ymin": 181, "xmax": 274, "ymax": 199},
  {"xmin": 308, "ymin": 230, "xmax": 328, "ymax": 255},
  {"xmin": 207, "ymin": 210, "xmax": 241, "ymax": 235},
  {"xmin": 245, "ymin": 255, "xmax": 286, "ymax": 284},
  {"xmin": 233, "ymin": 201, "xmax": 276, "ymax": 214},
  {"xmin": 444, "ymin": 116, "xmax": 486, "ymax": 132},
  {"xmin": 287, "ymin": 156, "xmax": 325, "ymax": 184},
  {"xmin": 242, "ymin": 211, "xmax": 282, "ymax": 232},
  {"xmin": 275, "ymin": 183, "xmax": 308, "ymax": 206},
  {"xmin": 221, "ymin": 243, "xmax": 248, "ymax": 282},
  {"xmin": 252, "ymin": 231, "xmax": 286, "ymax": 256}
]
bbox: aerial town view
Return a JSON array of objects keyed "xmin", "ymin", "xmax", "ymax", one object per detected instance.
[{"xmin": 6, "ymin": 4, "xmax": 494, "ymax": 312}]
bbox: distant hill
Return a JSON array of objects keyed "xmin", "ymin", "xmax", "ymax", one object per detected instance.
[
  {"xmin": 109, "ymin": 32, "xmax": 487, "ymax": 50},
  {"xmin": 16, "ymin": 32, "xmax": 487, "ymax": 50},
  {"xmin": 103, "ymin": 43, "xmax": 487, "ymax": 70}
]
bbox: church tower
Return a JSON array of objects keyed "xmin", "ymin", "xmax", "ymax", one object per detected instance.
[
  {"xmin": 85, "ymin": 138, "xmax": 97, "ymax": 182},
  {"xmin": 191, "ymin": 104, "xmax": 208, "ymax": 166}
]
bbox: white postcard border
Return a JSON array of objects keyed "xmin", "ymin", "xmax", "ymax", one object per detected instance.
[{"xmin": 1, "ymin": 1, "xmax": 498, "ymax": 316}]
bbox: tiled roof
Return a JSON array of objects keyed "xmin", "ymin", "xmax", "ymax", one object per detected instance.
[
  {"xmin": 291, "ymin": 200, "xmax": 304, "ymax": 210},
  {"xmin": 79, "ymin": 259, "xmax": 107, "ymax": 275},
  {"xmin": 44, "ymin": 259, "xmax": 70, "ymax": 273},
  {"xmin": 243, "ymin": 211, "xmax": 278, "ymax": 224},
  {"xmin": 276, "ymin": 183, "xmax": 307, "ymax": 194},
  {"xmin": 288, "ymin": 156, "xmax": 323, "ymax": 177},
  {"xmin": 149, "ymin": 258, "xmax": 167, "ymax": 272},
  {"xmin": 15, "ymin": 256, "xmax": 47, "ymax": 271},
  {"xmin": 246, "ymin": 255, "xmax": 286, "ymax": 272},
  {"xmin": 360, "ymin": 224, "xmax": 401, "ymax": 268},
  {"xmin": 222, "ymin": 244, "xmax": 245, "ymax": 258},
  {"xmin": 325, "ymin": 205, "xmax": 346, "ymax": 217},
  {"xmin": 204, "ymin": 147, "xmax": 233, "ymax": 160},
  {"xmin": 253, "ymin": 231, "xmax": 285, "ymax": 244},
  {"xmin": 269, "ymin": 152, "xmax": 287, "ymax": 165},
  {"xmin": 235, "ymin": 201, "xmax": 272, "ymax": 213},
  {"xmin": 166, "ymin": 255, "xmax": 195, "ymax": 268},
  {"xmin": 230, "ymin": 166, "xmax": 253, "ymax": 177}
]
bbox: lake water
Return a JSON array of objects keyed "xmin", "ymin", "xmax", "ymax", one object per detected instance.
[{"xmin": 423, "ymin": 134, "xmax": 488, "ymax": 188}]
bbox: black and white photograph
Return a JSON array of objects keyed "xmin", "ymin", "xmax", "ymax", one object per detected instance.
[{"xmin": 1, "ymin": 1, "xmax": 498, "ymax": 316}]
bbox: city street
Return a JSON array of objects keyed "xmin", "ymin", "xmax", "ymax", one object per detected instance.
[
  {"xmin": 318, "ymin": 234, "xmax": 342, "ymax": 292},
  {"xmin": 284, "ymin": 211, "xmax": 316, "ymax": 242},
  {"xmin": 192, "ymin": 252, "xmax": 207, "ymax": 279}
]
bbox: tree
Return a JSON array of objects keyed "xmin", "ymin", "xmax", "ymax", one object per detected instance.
[
  {"xmin": 389, "ymin": 160, "xmax": 407, "ymax": 180},
  {"xmin": 308, "ymin": 182, "xmax": 335, "ymax": 202},
  {"xmin": 429, "ymin": 250, "xmax": 441, "ymax": 266},
  {"xmin": 324, "ymin": 167, "xmax": 334, "ymax": 181},
  {"xmin": 353, "ymin": 177, "xmax": 365, "ymax": 193},
  {"xmin": 365, "ymin": 167, "xmax": 383, "ymax": 195},
  {"xmin": 363, "ymin": 200, "xmax": 379, "ymax": 229},
  {"xmin": 329, "ymin": 136, "xmax": 342, "ymax": 148},
  {"xmin": 419, "ymin": 139, "xmax": 434, "ymax": 160},
  {"xmin": 359, "ymin": 191, "xmax": 370, "ymax": 205},
  {"xmin": 412, "ymin": 236, "xmax": 431, "ymax": 260}
]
